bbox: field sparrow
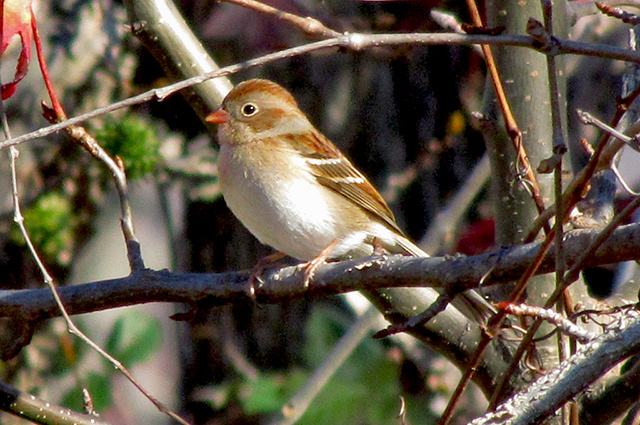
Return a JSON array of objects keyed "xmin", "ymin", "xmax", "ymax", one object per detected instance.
[{"xmin": 207, "ymin": 79, "xmax": 492, "ymax": 322}]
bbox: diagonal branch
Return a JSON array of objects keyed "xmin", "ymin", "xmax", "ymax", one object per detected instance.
[
  {"xmin": 472, "ymin": 310, "xmax": 640, "ymax": 425},
  {"xmin": 0, "ymin": 380, "xmax": 111, "ymax": 425}
]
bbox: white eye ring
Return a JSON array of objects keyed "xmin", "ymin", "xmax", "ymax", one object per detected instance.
[{"xmin": 241, "ymin": 103, "xmax": 259, "ymax": 117}]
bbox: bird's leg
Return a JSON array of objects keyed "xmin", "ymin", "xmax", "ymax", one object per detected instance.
[
  {"xmin": 299, "ymin": 239, "xmax": 340, "ymax": 288},
  {"xmin": 248, "ymin": 251, "xmax": 288, "ymax": 298},
  {"xmin": 371, "ymin": 237, "xmax": 389, "ymax": 256}
]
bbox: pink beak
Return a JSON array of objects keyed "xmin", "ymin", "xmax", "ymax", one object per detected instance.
[{"xmin": 206, "ymin": 108, "xmax": 231, "ymax": 123}]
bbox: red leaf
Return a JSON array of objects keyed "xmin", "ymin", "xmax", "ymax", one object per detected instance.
[{"xmin": 1, "ymin": 0, "xmax": 33, "ymax": 99}]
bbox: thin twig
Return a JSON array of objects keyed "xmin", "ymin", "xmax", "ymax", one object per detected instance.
[
  {"xmin": 4, "ymin": 99, "xmax": 189, "ymax": 425},
  {"xmin": 35, "ymin": 5, "xmax": 144, "ymax": 270},
  {"xmin": 439, "ymin": 1, "xmax": 551, "ymax": 420},
  {"xmin": 2, "ymin": 32, "xmax": 640, "ymax": 151},
  {"xmin": 373, "ymin": 290, "xmax": 457, "ymax": 338},
  {"xmin": 0, "ymin": 10, "xmax": 187, "ymax": 425},
  {"xmin": 490, "ymin": 192, "xmax": 640, "ymax": 408},
  {"xmin": 612, "ymin": 161, "xmax": 640, "ymax": 195},
  {"xmin": 2, "ymin": 17, "xmax": 117, "ymax": 425},
  {"xmin": 479, "ymin": 227, "xmax": 558, "ymax": 411},
  {"xmin": 498, "ymin": 302, "xmax": 596, "ymax": 343},
  {"xmin": 539, "ymin": 7, "xmax": 572, "ymax": 425},
  {"xmin": 578, "ymin": 110, "xmax": 640, "ymax": 151},
  {"xmin": 439, "ymin": 325, "xmax": 494, "ymax": 425},
  {"xmin": 219, "ymin": 0, "xmax": 340, "ymax": 38},
  {"xmin": 56, "ymin": 123, "xmax": 144, "ymax": 270}
]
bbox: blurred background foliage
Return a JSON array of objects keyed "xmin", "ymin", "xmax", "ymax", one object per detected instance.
[{"xmin": 0, "ymin": 0, "xmax": 633, "ymax": 424}]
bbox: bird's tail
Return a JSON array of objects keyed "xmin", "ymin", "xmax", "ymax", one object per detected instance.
[{"xmin": 390, "ymin": 235, "xmax": 496, "ymax": 324}]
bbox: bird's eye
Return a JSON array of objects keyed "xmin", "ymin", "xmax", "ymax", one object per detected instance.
[{"xmin": 241, "ymin": 103, "xmax": 259, "ymax": 117}]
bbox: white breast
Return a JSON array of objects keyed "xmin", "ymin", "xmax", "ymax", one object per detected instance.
[{"xmin": 218, "ymin": 144, "xmax": 346, "ymax": 261}]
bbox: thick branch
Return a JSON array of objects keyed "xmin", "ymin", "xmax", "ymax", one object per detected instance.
[
  {"xmin": 0, "ymin": 380, "xmax": 110, "ymax": 425},
  {"xmin": 580, "ymin": 354, "xmax": 640, "ymax": 425},
  {"xmin": 2, "ymin": 223, "xmax": 640, "ymax": 321},
  {"xmin": 471, "ymin": 310, "xmax": 640, "ymax": 425}
]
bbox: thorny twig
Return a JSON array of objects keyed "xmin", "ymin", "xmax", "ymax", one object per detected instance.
[
  {"xmin": 490, "ymin": 191, "xmax": 640, "ymax": 408},
  {"xmin": 498, "ymin": 302, "xmax": 596, "ymax": 343}
]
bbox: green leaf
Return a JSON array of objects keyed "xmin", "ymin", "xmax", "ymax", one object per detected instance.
[
  {"xmin": 47, "ymin": 320, "xmax": 90, "ymax": 376},
  {"xmin": 241, "ymin": 375, "xmax": 285, "ymax": 413},
  {"xmin": 303, "ymin": 307, "xmax": 353, "ymax": 368},
  {"xmin": 298, "ymin": 306, "xmax": 436, "ymax": 425},
  {"xmin": 96, "ymin": 115, "xmax": 161, "ymax": 179},
  {"xmin": 104, "ymin": 311, "xmax": 161, "ymax": 368},
  {"xmin": 296, "ymin": 354, "xmax": 400, "ymax": 425},
  {"xmin": 12, "ymin": 192, "xmax": 74, "ymax": 265},
  {"xmin": 241, "ymin": 371, "xmax": 307, "ymax": 414}
]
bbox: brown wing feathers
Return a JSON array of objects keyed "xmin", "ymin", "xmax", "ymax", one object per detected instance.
[{"xmin": 296, "ymin": 132, "xmax": 404, "ymax": 235}]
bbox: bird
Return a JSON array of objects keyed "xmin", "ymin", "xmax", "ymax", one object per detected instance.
[{"xmin": 206, "ymin": 78, "xmax": 493, "ymax": 323}]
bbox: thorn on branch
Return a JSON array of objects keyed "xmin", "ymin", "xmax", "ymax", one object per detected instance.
[
  {"xmin": 129, "ymin": 20, "xmax": 147, "ymax": 36},
  {"xmin": 82, "ymin": 388, "xmax": 99, "ymax": 416},
  {"xmin": 116, "ymin": 155, "xmax": 126, "ymax": 172}
]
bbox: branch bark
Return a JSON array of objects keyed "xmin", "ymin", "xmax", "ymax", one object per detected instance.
[
  {"xmin": 471, "ymin": 309, "xmax": 640, "ymax": 425},
  {"xmin": 3, "ymin": 217, "xmax": 639, "ymax": 398},
  {"xmin": 3, "ymin": 222, "xmax": 639, "ymax": 319}
]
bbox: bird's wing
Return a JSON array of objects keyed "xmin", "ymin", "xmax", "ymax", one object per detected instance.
[{"xmin": 282, "ymin": 131, "xmax": 404, "ymax": 235}]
